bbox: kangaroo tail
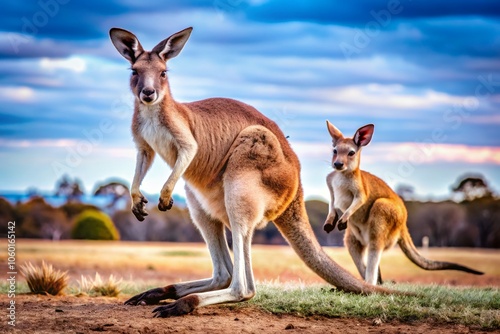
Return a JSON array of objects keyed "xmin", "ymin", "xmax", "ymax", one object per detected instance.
[
  {"xmin": 398, "ymin": 227, "xmax": 483, "ymax": 275},
  {"xmin": 274, "ymin": 190, "xmax": 402, "ymax": 295}
]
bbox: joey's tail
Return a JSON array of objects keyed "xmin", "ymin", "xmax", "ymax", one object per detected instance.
[
  {"xmin": 398, "ymin": 227, "xmax": 483, "ymax": 275},
  {"xmin": 274, "ymin": 192, "xmax": 398, "ymax": 295}
]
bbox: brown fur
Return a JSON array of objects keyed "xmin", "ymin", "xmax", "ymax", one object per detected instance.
[
  {"xmin": 323, "ymin": 121, "xmax": 484, "ymax": 285},
  {"xmin": 110, "ymin": 27, "xmax": 397, "ymax": 318}
]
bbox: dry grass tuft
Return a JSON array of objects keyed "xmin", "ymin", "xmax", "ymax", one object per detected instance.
[
  {"xmin": 20, "ymin": 261, "xmax": 69, "ymax": 296},
  {"xmin": 77, "ymin": 273, "xmax": 122, "ymax": 297}
]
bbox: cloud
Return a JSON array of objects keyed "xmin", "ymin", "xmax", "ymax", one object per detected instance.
[
  {"xmin": 293, "ymin": 141, "xmax": 500, "ymax": 165},
  {"xmin": 468, "ymin": 114, "xmax": 500, "ymax": 125},
  {"xmin": 39, "ymin": 56, "xmax": 86, "ymax": 72},
  {"xmin": 0, "ymin": 86, "xmax": 35, "ymax": 102},
  {"xmin": 0, "ymin": 0, "xmax": 499, "ymax": 197},
  {"xmin": 314, "ymin": 84, "xmax": 468, "ymax": 111},
  {"xmin": 0, "ymin": 138, "xmax": 77, "ymax": 148}
]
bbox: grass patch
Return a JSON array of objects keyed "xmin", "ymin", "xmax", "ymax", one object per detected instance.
[
  {"xmin": 237, "ymin": 282, "xmax": 500, "ymax": 329},
  {"xmin": 157, "ymin": 250, "xmax": 204, "ymax": 257},
  {"xmin": 119, "ymin": 282, "xmax": 158, "ymax": 296},
  {"xmin": 118, "ymin": 280, "xmax": 499, "ymax": 329},
  {"xmin": 0, "ymin": 281, "xmax": 31, "ymax": 294}
]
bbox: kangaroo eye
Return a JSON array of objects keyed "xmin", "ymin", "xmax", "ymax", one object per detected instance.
[
  {"xmin": 333, "ymin": 149, "xmax": 337, "ymax": 154},
  {"xmin": 348, "ymin": 151, "xmax": 356, "ymax": 157},
  {"xmin": 160, "ymin": 70, "xmax": 167, "ymax": 78},
  {"xmin": 131, "ymin": 69, "xmax": 138, "ymax": 76}
]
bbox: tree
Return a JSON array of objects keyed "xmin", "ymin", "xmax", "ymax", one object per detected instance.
[
  {"xmin": 406, "ymin": 201, "xmax": 467, "ymax": 247},
  {"xmin": 93, "ymin": 180, "xmax": 130, "ymax": 211},
  {"xmin": 112, "ymin": 205, "xmax": 202, "ymax": 242},
  {"xmin": 462, "ymin": 197, "xmax": 500, "ymax": 248},
  {"xmin": 452, "ymin": 174, "xmax": 493, "ymax": 202},
  {"xmin": 396, "ymin": 184, "xmax": 415, "ymax": 201},
  {"xmin": 59, "ymin": 202, "xmax": 100, "ymax": 220},
  {"xmin": 15, "ymin": 197, "xmax": 69, "ymax": 240},
  {"xmin": 55, "ymin": 175, "xmax": 84, "ymax": 202},
  {"xmin": 0, "ymin": 197, "xmax": 15, "ymax": 238}
]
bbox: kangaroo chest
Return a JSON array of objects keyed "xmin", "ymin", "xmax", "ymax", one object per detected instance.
[
  {"xmin": 331, "ymin": 174, "xmax": 357, "ymax": 212},
  {"xmin": 137, "ymin": 105, "xmax": 177, "ymax": 167}
]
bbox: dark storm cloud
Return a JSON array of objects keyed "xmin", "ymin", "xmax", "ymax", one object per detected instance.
[
  {"xmin": 246, "ymin": 0, "xmax": 500, "ymax": 25},
  {"xmin": 0, "ymin": 0, "xmax": 498, "ymax": 144}
]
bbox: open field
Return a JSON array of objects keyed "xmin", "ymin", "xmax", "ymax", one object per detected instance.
[
  {"xmin": 1, "ymin": 239, "xmax": 498, "ymax": 286},
  {"xmin": 1, "ymin": 239, "xmax": 499, "ymax": 333}
]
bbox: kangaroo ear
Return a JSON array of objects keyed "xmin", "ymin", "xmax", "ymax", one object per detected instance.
[
  {"xmin": 353, "ymin": 124, "xmax": 374, "ymax": 147},
  {"xmin": 109, "ymin": 28, "xmax": 144, "ymax": 63},
  {"xmin": 152, "ymin": 27, "xmax": 193, "ymax": 62},
  {"xmin": 326, "ymin": 120, "xmax": 344, "ymax": 145}
]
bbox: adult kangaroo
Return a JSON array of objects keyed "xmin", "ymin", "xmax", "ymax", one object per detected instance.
[{"xmin": 109, "ymin": 27, "xmax": 394, "ymax": 318}]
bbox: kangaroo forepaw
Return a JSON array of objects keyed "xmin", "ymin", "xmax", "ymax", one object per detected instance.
[
  {"xmin": 323, "ymin": 222, "xmax": 336, "ymax": 233},
  {"xmin": 158, "ymin": 197, "xmax": 174, "ymax": 211},
  {"xmin": 337, "ymin": 221, "xmax": 347, "ymax": 231},
  {"xmin": 152, "ymin": 296, "xmax": 199, "ymax": 318},
  {"xmin": 131, "ymin": 196, "xmax": 149, "ymax": 221},
  {"xmin": 323, "ymin": 210, "xmax": 339, "ymax": 233},
  {"xmin": 124, "ymin": 286, "xmax": 176, "ymax": 306}
]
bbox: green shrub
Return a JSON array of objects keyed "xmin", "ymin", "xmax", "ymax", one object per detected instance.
[{"xmin": 72, "ymin": 210, "xmax": 120, "ymax": 240}]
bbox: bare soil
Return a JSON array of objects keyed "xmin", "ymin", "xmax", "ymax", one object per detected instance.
[{"xmin": 2, "ymin": 294, "xmax": 494, "ymax": 334}]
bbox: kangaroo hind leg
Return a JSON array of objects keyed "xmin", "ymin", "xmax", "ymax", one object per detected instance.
[
  {"xmin": 125, "ymin": 187, "xmax": 233, "ymax": 306},
  {"xmin": 345, "ymin": 229, "xmax": 367, "ymax": 280},
  {"xmin": 152, "ymin": 175, "xmax": 265, "ymax": 317}
]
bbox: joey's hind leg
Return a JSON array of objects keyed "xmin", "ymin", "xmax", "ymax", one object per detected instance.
[
  {"xmin": 377, "ymin": 266, "xmax": 383, "ymax": 285},
  {"xmin": 365, "ymin": 246, "xmax": 383, "ymax": 286},
  {"xmin": 345, "ymin": 230, "xmax": 367, "ymax": 280},
  {"xmin": 125, "ymin": 188, "xmax": 233, "ymax": 306}
]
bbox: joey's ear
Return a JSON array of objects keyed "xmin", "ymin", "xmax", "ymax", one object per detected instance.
[
  {"xmin": 109, "ymin": 28, "xmax": 144, "ymax": 63},
  {"xmin": 353, "ymin": 124, "xmax": 374, "ymax": 147},
  {"xmin": 152, "ymin": 27, "xmax": 193, "ymax": 62},
  {"xmin": 326, "ymin": 120, "xmax": 344, "ymax": 145}
]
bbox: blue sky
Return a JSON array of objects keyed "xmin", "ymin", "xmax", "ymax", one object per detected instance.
[{"xmin": 1, "ymin": 0, "xmax": 499, "ymax": 201}]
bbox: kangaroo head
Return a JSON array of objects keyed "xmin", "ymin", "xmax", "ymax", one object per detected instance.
[
  {"xmin": 326, "ymin": 121, "xmax": 374, "ymax": 172},
  {"xmin": 109, "ymin": 27, "xmax": 193, "ymax": 106}
]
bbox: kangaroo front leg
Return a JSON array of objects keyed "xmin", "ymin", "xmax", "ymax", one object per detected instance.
[
  {"xmin": 158, "ymin": 139, "xmax": 197, "ymax": 211},
  {"xmin": 338, "ymin": 192, "xmax": 365, "ymax": 231},
  {"xmin": 323, "ymin": 173, "xmax": 339, "ymax": 233},
  {"xmin": 131, "ymin": 144, "xmax": 155, "ymax": 221}
]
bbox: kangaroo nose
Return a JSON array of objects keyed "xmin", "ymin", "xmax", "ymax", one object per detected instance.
[
  {"xmin": 334, "ymin": 162, "xmax": 344, "ymax": 170},
  {"xmin": 142, "ymin": 88, "xmax": 155, "ymax": 96}
]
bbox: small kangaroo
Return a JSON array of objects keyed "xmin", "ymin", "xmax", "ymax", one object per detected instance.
[
  {"xmin": 109, "ymin": 27, "xmax": 399, "ymax": 317},
  {"xmin": 323, "ymin": 121, "xmax": 484, "ymax": 285}
]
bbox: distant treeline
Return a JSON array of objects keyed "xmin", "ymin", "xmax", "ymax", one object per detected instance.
[{"xmin": 1, "ymin": 195, "xmax": 499, "ymax": 248}]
